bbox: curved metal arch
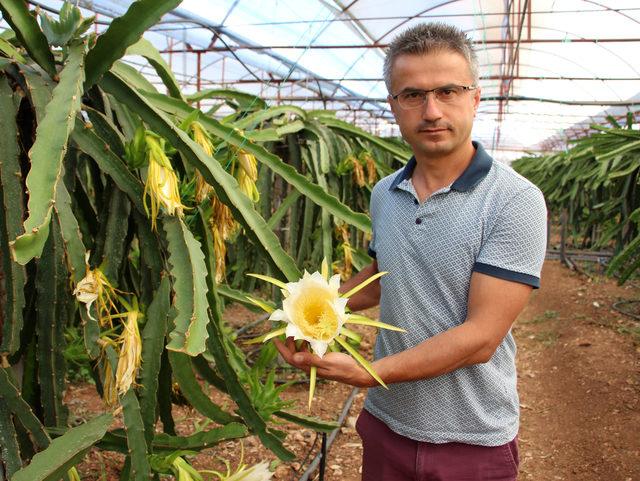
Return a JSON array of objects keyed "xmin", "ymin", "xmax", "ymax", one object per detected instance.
[
  {"xmin": 365, "ymin": 42, "xmax": 624, "ymax": 102},
  {"xmin": 581, "ymin": 0, "xmax": 640, "ymax": 27},
  {"xmin": 466, "ymin": 24, "xmax": 640, "ymax": 78},
  {"xmin": 373, "ymin": 0, "xmax": 640, "ymax": 43},
  {"xmin": 374, "ymin": 0, "xmax": 464, "ymax": 44},
  {"xmin": 320, "ymin": 0, "xmax": 388, "ymax": 97},
  {"xmin": 471, "ymin": 44, "xmax": 632, "ymax": 101}
]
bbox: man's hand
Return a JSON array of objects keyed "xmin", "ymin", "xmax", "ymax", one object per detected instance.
[{"xmin": 273, "ymin": 337, "xmax": 377, "ymax": 388}]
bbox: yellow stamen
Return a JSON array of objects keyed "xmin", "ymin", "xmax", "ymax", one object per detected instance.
[{"xmin": 292, "ymin": 297, "xmax": 339, "ymax": 341}]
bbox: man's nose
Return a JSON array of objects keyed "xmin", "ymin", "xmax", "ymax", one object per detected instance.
[{"xmin": 421, "ymin": 93, "xmax": 443, "ymax": 121}]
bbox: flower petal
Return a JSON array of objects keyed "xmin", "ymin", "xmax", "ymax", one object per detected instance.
[
  {"xmin": 309, "ymin": 271, "xmax": 326, "ymax": 285},
  {"xmin": 245, "ymin": 295, "xmax": 275, "ymax": 314},
  {"xmin": 340, "ymin": 271, "xmax": 388, "ymax": 299},
  {"xmin": 285, "ymin": 323, "xmax": 304, "ymax": 340},
  {"xmin": 329, "ymin": 273, "xmax": 341, "ymax": 291},
  {"xmin": 309, "ymin": 339, "xmax": 329, "ymax": 358},
  {"xmin": 321, "ymin": 258, "xmax": 329, "ymax": 281},
  {"xmin": 269, "ymin": 309, "xmax": 286, "ymax": 321},
  {"xmin": 247, "ymin": 273, "xmax": 288, "ymax": 290}
]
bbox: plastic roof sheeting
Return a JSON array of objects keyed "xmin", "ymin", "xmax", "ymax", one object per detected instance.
[{"xmin": 7, "ymin": 0, "xmax": 640, "ymax": 162}]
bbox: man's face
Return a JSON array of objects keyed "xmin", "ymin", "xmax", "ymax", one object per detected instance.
[{"xmin": 388, "ymin": 50, "xmax": 480, "ymax": 159}]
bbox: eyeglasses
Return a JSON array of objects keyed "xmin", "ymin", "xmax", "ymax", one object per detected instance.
[{"xmin": 390, "ymin": 84, "xmax": 478, "ymax": 109}]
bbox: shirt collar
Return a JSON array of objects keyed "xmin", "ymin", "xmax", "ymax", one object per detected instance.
[{"xmin": 388, "ymin": 141, "xmax": 493, "ymax": 192}]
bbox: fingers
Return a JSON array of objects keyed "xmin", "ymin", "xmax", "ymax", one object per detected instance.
[
  {"xmin": 273, "ymin": 337, "xmax": 294, "ymax": 364},
  {"xmin": 273, "ymin": 337, "xmax": 313, "ymax": 368}
]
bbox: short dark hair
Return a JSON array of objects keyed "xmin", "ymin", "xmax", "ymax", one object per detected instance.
[{"xmin": 383, "ymin": 22, "xmax": 479, "ymax": 92}]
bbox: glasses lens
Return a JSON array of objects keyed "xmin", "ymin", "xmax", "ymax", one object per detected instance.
[
  {"xmin": 434, "ymin": 86, "xmax": 464, "ymax": 103},
  {"xmin": 398, "ymin": 91, "xmax": 426, "ymax": 109}
]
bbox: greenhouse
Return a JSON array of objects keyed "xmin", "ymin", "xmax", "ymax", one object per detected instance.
[{"xmin": 0, "ymin": 1, "xmax": 638, "ymax": 480}]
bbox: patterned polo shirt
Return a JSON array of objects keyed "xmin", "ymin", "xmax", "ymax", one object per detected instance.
[{"xmin": 364, "ymin": 141, "xmax": 547, "ymax": 446}]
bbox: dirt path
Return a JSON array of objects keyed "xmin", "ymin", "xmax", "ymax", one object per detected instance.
[
  {"xmin": 515, "ymin": 261, "xmax": 639, "ymax": 481},
  {"xmin": 71, "ymin": 260, "xmax": 640, "ymax": 480},
  {"xmin": 310, "ymin": 260, "xmax": 640, "ymax": 481}
]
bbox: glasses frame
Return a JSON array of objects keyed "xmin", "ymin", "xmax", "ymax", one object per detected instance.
[{"xmin": 390, "ymin": 84, "xmax": 478, "ymax": 109}]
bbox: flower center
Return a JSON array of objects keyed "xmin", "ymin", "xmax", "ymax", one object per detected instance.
[{"xmin": 294, "ymin": 295, "xmax": 339, "ymax": 341}]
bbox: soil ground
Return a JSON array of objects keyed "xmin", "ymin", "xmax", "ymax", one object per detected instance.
[{"xmin": 70, "ymin": 260, "xmax": 640, "ymax": 481}]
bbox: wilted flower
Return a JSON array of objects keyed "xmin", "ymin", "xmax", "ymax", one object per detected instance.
[
  {"xmin": 194, "ymin": 169, "xmax": 214, "ymax": 204},
  {"xmin": 189, "ymin": 121, "xmax": 216, "ymax": 204},
  {"xmin": 115, "ymin": 309, "xmax": 142, "ymax": 395},
  {"xmin": 143, "ymin": 135, "xmax": 185, "ymax": 230},
  {"xmin": 351, "ymin": 155, "xmax": 366, "ymax": 187},
  {"xmin": 190, "ymin": 121, "xmax": 214, "ymax": 157},
  {"xmin": 236, "ymin": 148, "xmax": 258, "ymax": 181},
  {"xmin": 233, "ymin": 146, "xmax": 260, "ymax": 202},
  {"xmin": 214, "ymin": 461, "xmax": 272, "ymax": 481},
  {"xmin": 360, "ymin": 150, "xmax": 378, "ymax": 185},
  {"xmin": 237, "ymin": 167, "xmax": 260, "ymax": 202},
  {"xmin": 247, "ymin": 260, "xmax": 403, "ymax": 408},
  {"xmin": 202, "ymin": 443, "xmax": 273, "ymax": 481},
  {"xmin": 74, "ymin": 269, "xmax": 99, "ymax": 311},
  {"xmin": 102, "ymin": 354, "xmax": 117, "ymax": 406},
  {"xmin": 97, "ymin": 336, "xmax": 119, "ymax": 407},
  {"xmin": 208, "ymin": 196, "xmax": 239, "ymax": 283},
  {"xmin": 335, "ymin": 223, "xmax": 353, "ymax": 280},
  {"xmin": 73, "ymin": 253, "xmax": 119, "ymax": 327},
  {"xmin": 211, "ymin": 221, "xmax": 228, "ymax": 283}
]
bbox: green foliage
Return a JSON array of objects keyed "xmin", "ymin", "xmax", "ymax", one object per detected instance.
[
  {"xmin": 513, "ymin": 120, "xmax": 640, "ymax": 283},
  {"xmin": 10, "ymin": 413, "xmax": 112, "ymax": 481},
  {"xmin": 39, "ymin": 2, "xmax": 94, "ymax": 47},
  {"xmin": 0, "ymin": 0, "xmax": 406, "ymax": 478},
  {"xmin": 10, "ymin": 38, "xmax": 87, "ymax": 265}
]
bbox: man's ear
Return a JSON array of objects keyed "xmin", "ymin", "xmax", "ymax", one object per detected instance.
[
  {"xmin": 388, "ymin": 95, "xmax": 399, "ymax": 122},
  {"xmin": 472, "ymin": 87, "xmax": 481, "ymax": 115}
]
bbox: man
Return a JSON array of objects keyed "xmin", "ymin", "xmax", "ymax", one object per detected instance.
[{"xmin": 275, "ymin": 22, "xmax": 546, "ymax": 480}]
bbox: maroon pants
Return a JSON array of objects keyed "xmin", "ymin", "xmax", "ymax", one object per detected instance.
[{"xmin": 356, "ymin": 409, "xmax": 519, "ymax": 481}]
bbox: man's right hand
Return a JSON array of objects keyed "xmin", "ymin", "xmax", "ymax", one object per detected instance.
[{"xmin": 273, "ymin": 337, "xmax": 378, "ymax": 388}]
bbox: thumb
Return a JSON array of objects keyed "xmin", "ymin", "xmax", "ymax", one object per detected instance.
[{"xmin": 292, "ymin": 351, "xmax": 315, "ymax": 366}]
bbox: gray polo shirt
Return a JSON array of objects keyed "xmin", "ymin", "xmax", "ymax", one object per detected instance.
[{"xmin": 364, "ymin": 141, "xmax": 547, "ymax": 446}]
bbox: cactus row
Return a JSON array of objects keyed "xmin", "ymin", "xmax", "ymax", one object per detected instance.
[{"xmin": 0, "ymin": 0, "xmax": 409, "ymax": 478}]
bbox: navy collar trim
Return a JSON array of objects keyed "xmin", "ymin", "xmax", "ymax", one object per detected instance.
[{"xmin": 389, "ymin": 141, "xmax": 493, "ymax": 192}]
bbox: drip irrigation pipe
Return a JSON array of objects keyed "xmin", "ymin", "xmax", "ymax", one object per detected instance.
[
  {"xmin": 231, "ymin": 308, "xmax": 363, "ymax": 479},
  {"xmin": 298, "ymin": 387, "xmax": 360, "ymax": 481},
  {"xmin": 612, "ymin": 300, "xmax": 640, "ymax": 321},
  {"xmin": 234, "ymin": 313, "xmax": 270, "ymax": 336}
]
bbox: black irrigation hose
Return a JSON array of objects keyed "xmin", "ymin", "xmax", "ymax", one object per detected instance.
[
  {"xmin": 234, "ymin": 313, "xmax": 271, "ymax": 336},
  {"xmin": 294, "ymin": 432, "xmax": 321, "ymax": 476},
  {"xmin": 298, "ymin": 387, "xmax": 360, "ymax": 481},
  {"xmin": 612, "ymin": 299, "xmax": 640, "ymax": 321},
  {"xmin": 232, "ymin": 311, "xmax": 363, "ymax": 479}
]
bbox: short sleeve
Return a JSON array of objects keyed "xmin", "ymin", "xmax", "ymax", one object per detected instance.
[
  {"xmin": 367, "ymin": 233, "xmax": 377, "ymax": 258},
  {"xmin": 474, "ymin": 187, "xmax": 547, "ymax": 288}
]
